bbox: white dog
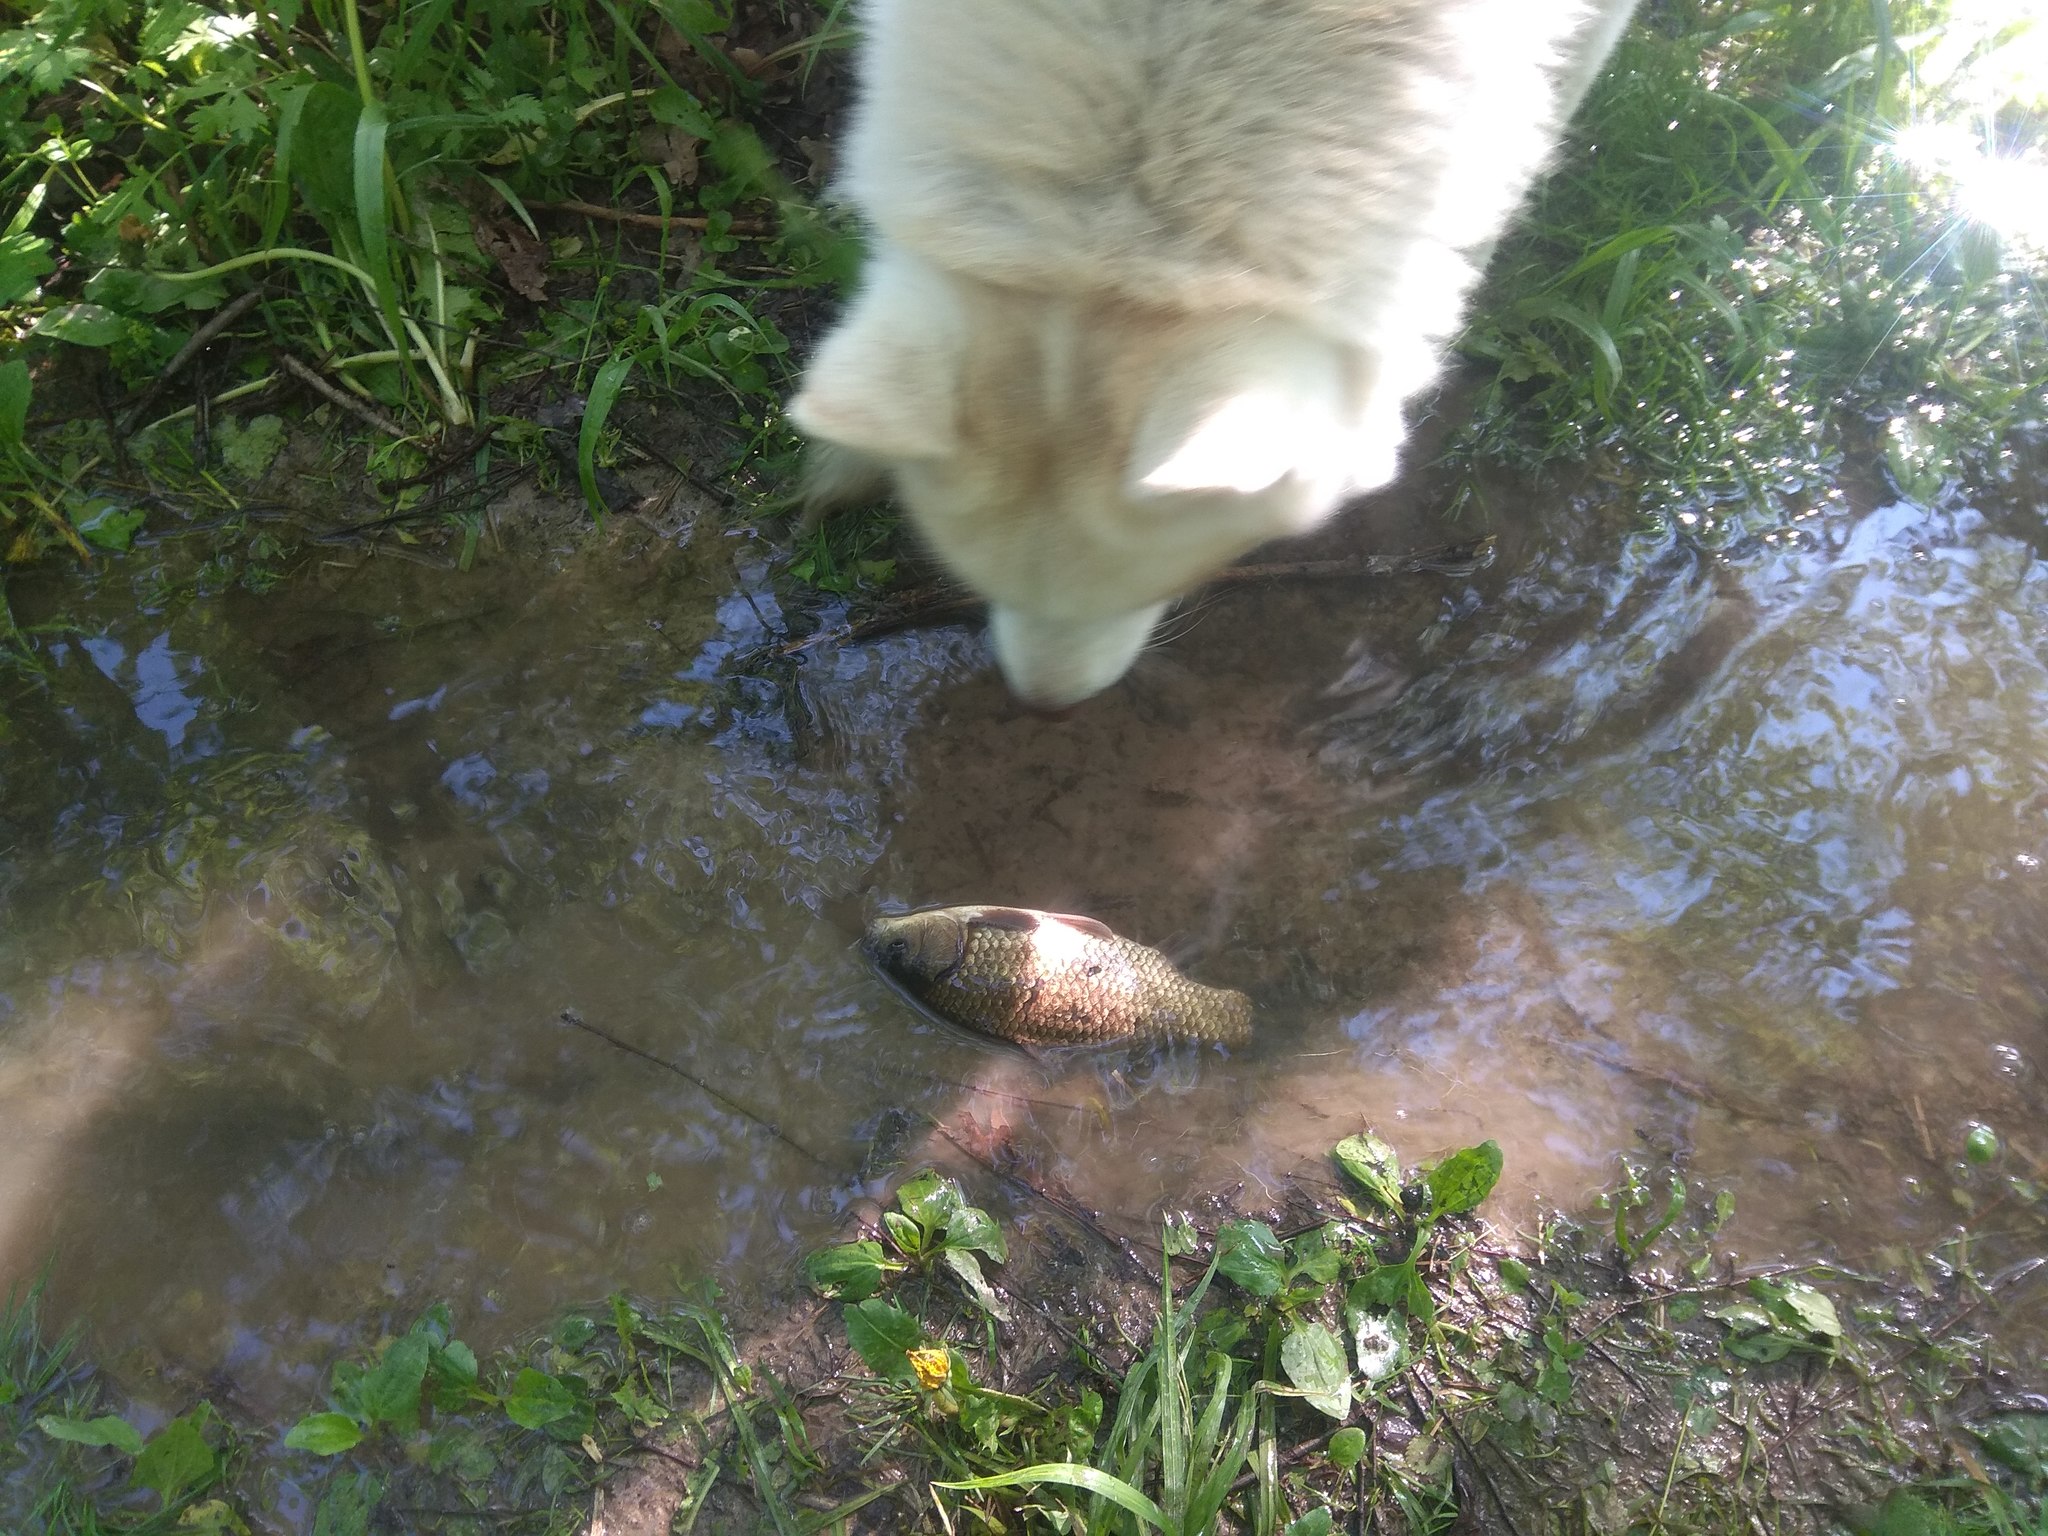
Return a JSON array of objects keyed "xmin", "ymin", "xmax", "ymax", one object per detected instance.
[{"xmin": 790, "ymin": 0, "xmax": 1641, "ymax": 706}]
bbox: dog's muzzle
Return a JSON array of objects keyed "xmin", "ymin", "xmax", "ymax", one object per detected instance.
[{"xmin": 986, "ymin": 602, "xmax": 1169, "ymax": 708}]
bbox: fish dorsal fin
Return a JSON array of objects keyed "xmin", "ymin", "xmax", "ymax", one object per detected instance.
[
  {"xmin": 1042, "ymin": 911, "xmax": 1118, "ymax": 942},
  {"xmin": 965, "ymin": 906, "xmax": 1044, "ymax": 933}
]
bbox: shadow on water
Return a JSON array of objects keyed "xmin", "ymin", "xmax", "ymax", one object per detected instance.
[{"xmin": 2, "ymin": 463, "xmax": 2046, "ymax": 1414}]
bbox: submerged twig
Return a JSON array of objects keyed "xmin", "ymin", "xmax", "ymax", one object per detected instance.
[
  {"xmin": 752, "ymin": 536, "xmax": 1499, "ymax": 664},
  {"xmin": 558, "ymin": 1008, "xmax": 834, "ymax": 1171},
  {"xmin": 926, "ymin": 1118, "xmax": 1152, "ymax": 1279}
]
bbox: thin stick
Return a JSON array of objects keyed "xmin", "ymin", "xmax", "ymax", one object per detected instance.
[
  {"xmin": 1405, "ymin": 1379, "xmax": 1530, "ymax": 1536},
  {"xmin": 558, "ymin": 1008, "xmax": 833, "ymax": 1171},
  {"xmin": 926, "ymin": 1119, "xmax": 1152, "ymax": 1278},
  {"xmin": 525, "ymin": 198, "xmax": 771, "ymax": 236},
  {"xmin": 278, "ymin": 352, "xmax": 407, "ymax": 438},
  {"xmin": 755, "ymin": 536, "xmax": 1500, "ymax": 662},
  {"xmin": 123, "ymin": 286, "xmax": 268, "ymax": 429}
]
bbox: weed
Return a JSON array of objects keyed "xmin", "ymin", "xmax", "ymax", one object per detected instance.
[
  {"xmin": 0, "ymin": 0, "xmax": 854, "ymax": 565},
  {"xmin": 1450, "ymin": 0, "xmax": 2048, "ymax": 536}
]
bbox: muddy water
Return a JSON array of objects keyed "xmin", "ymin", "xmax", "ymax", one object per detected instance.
[{"xmin": 2, "ymin": 469, "xmax": 2046, "ymax": 1420}]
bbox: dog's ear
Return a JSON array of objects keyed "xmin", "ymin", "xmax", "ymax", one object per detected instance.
[
  {"xmin": 788, "ymin": 247, "xmax": 964, "ymax": 461},
  {"xmin": 1125, "ymin": 321, "xmax": 1375, "ymax": 504}
]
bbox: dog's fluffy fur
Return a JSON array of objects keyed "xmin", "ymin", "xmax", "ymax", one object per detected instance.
[{"xmin": 791, "ymin": 0, "xmax": 1641, "ymax": 705}]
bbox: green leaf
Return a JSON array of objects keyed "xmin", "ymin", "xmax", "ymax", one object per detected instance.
[
  {"xmin": 0, "ymin": 356, "xmax": 26, "ymax": 451},
  {"xmin": 944, "ymin": 1203, "xmax": 1007, "ymax": 1263},
  {"xmin": 501, "ymin": 1367, "xmax": 579, "ymax": 1430},
  {"xmin": 434, "ymin": 1339, "xmax": 479, "ymax": 1391},
  {"xmin": 1215, "ymin": 1220, "xmax": 1287, "ymax": 1297},
  {"xmin": 645, "ymin": 85, "xmax": 714, "ymax": 137},
  {"xmin": 881, "ymin": 1209, "xmax": 922, "ymax": 1256},
  {"xmin": 81, "ymin": 267, "xmax": 226, "ymax": 316},
  {"xmin": 934, "ymin": 1464, "xmax": 1165, "ymax": 1530},
  {"xmin": 1332, "ymin": 1133, "xmax": 1404, "ymax": 1211},
  {"xmin": 1856, "ymin": 1492, "xmax": 1964, "ymax": 1536},
  {"xmin": 806, "ymin": 1240, "xmax": 890, "ymax": 1301},
  {"xmin": 1427, "ymin": 1140, "xmax": 1503, "ymax": 1218},
  {"xmin": 1972, "ymin": 1413, "xmax": 2048, "ymax": 1480},
  {"xmin": 1753, "ymin": 1279, "xmax": 1840, "ymax": 1345},
  {"xmin": 133, "ymin": 1411, "xmax": 215, "ymax": 1505},
  {"xmin": 577, "ymin": 354, "xmax": 632, "ymax": 517},
  {"xmin": 357, "ymin": 1333, "xmax": 430, "ymax": 1430},
  {"xmin": 893, "ymin": 1169, "xmax": 965, "ymax": 1230},
  {"xmin": 72, "ymin": 500, "xmax": 145, "ymax": 551},
  {"xmin": 30, "ymin": 302, "xmax": 126, "ymax": 347},
  {"xmin": 286, "ymin": 81, "xmax": 361, "ymax": 225},
  {"xmin": 311, "ymin": 1470, "xmax": 383, "ymax": 1536},
  {"xmin": 1497, "ymin": 1257, "xmax": 1531, "ymax": 1291},
  {"xmin": 0, "ymin": 229, "xmax": 55, "ymax": 307},
  {"xmin": 1288, "ymin": 1224, "xmax": 1344, "ymax": 1286},
  {"xmin": 843, "ymin": 1299, "xmax": 921, "ymax": 1383},
  {"xmin": 1327, "ymin": 1426, "xmax": 1367, "ymax": 1472},
  {"xmin": 1280, "ymin": 1321, "xmax": 1353, "ymax": 1420},
  {"xmin": 1287, "ymin": 1512, "xmax": 1337, "ymax": 1536},
  {"xmin": 284, "ymin": 1412, "xmax": 364, "ymax": 1455},
  {"xmin": 1713, "ymin": 1301, "xmax": 1796, "ymax": 1363},
  {"xmin": 38, "ymin": 1413, "xmax": 144, "ymax": 1455},
  {"xmin": 941, "ymin": 1247, "xmax": 1011, "ymax": 1322},
  {"xmin": 0, "ymin": 28, "xmax": 94, "ymax": 91}
]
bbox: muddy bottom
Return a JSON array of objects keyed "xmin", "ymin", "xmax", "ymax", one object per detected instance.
[{"xmin": 2, "ymin": 467, "xmax": 2045, "ymax": 1421}]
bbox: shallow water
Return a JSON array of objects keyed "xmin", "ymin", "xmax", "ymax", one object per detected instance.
[{"xmin": 2, "ymin": 467, "xmax": 2045, "ymax": 1426}]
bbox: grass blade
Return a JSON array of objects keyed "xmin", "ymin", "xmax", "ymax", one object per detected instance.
[
  {"xmin": 578, "ymin": 355, "xmax": 634, "ymax": 519},
  {"xmin": 935, "ymin": 1464, "xmax": 1166, "ymax": 1530}
]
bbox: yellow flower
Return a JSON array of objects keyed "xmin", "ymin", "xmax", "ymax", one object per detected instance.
[{"xmin": 907, "ymin": 1346, "xmax": 952, "ymax": 1391}]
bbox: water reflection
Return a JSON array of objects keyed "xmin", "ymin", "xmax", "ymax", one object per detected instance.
[{"xmin": 0, "ymin": 481, "xmax": 2043, "ymax": 1417}]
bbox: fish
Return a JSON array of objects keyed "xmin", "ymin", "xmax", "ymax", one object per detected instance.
[{"xmin": 863, "ymin": 905, "xmax": 1252, "ymax": 1048}]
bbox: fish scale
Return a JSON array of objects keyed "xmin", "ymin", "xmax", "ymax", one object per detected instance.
[{"xmin": 865, "ymin": 905, "xmax": 1252, "ymax": 1047}]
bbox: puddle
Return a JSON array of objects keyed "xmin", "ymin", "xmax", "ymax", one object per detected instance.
[{"xmin": 2, "ymin": 470, "xmax": 2046, "ymax": 1419}]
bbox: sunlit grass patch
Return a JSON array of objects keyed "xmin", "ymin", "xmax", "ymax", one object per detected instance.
[{"xmin": 1451, "ymin": 0, "xmax": 2048, "ymax": 538}]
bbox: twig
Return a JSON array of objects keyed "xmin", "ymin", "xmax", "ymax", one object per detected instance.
[
  {"xmin": 558, "ymin": 1008, "xmax": 834, "ymax": 1171},
  {"xmin": 123, "ymin": 286, "xmax": 268, "ymax": 430},
  {"xmin": 1405, "ymin": 1379, "xmax": 1529, "ymax": 1536},
  {"xmin": 1223, "ymin": 1433, "xmax": 1336, "ymax": 1496},
  {"xmin": 751, "ymin": 537, "xmax": 1500, "ymax": 664},
  {"xmin": 278, "ymin": 352, "xmax": 408, "ymax": 438},
  {"xmin": 925, "ymin": 1119, "xmax": 1151, "ymax": 1279},
  {"xmin": 526, "ymin": 198, "xmax": 771, "ymax": 236}
]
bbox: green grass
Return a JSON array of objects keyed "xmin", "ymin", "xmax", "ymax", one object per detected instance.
[
  {"xmin": 4, "ymin": 0, "xmax": 2043, "ymax": 632},
  {"xmin": 1450, "ymin": 0, "xmax": 2048, "ymax": 536},
  {"xmin": 804, "ymin": 1140, "xmax": 2048, "ymax": 1536},
  {"xmin": 7, "ymin": 1138, "xmax": 2045, "ymax": 1534},
  {"xmin": 0, "ymin": 0, "xmax": 854, "ymax": 583}
]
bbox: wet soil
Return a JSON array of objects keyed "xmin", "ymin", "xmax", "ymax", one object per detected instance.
[{"xmin": 1, "ymin": 447, "xmax": 2045, "ymax": 1436}]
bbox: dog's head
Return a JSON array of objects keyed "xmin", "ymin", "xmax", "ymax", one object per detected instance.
[{"xmin": 790, "ymin": 246, "xmax": 1405, "ymax": 707}]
